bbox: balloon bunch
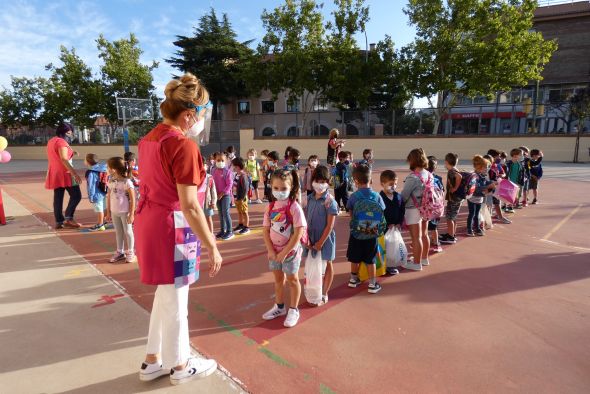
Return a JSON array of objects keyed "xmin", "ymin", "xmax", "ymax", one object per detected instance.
[{"xmin": 0, "ymin": 136, "xmax": 11, "ymax": 163}]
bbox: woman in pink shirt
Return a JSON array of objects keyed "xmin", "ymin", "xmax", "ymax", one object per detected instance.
[{"xmin": 45, "ymin": 122, "xmax": 82, "ymax": 229}]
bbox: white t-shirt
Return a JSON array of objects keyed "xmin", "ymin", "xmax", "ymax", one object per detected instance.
[{"xmin": 109, "ymin": 178, "xmax": 134, "ymax": 214}]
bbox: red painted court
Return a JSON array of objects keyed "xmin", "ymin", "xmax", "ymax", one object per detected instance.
[{"xmin": 1, "ymin": 162, "xmax": 589, "ymax": 393}]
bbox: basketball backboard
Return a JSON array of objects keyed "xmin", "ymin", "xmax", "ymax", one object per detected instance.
[{"xmin": 116, "ymin": 98, "xmax": 154, "ymax": 122}]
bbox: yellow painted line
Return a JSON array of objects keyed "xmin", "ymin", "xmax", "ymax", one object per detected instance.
[
  {"xmin": 539, "ymin": 239, "xmax": 590, "ymax": 252},
  {"xmin": 542, "ymin": 204, "xmax": 584, "ymax": 241},
  {"xmin": 64, "ymin": 268, "xmax": 89, "ymax": 278}
]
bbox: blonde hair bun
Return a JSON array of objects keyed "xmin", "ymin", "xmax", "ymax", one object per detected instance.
[{"xmin": 160, "ymin": 73, "xmax": 210, "ymax": 119}]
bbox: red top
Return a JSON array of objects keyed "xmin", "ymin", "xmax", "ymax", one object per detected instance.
[
  {"xmin": 45, "ymin": 137, "xmax": 73, "ymax": 190},
  {"xmin": 141, "ymin": 123, "xmax": 205, "ymax": 186},
  {"xmin": 135, "ymin": 124, "xmax": 205, "ymax": 285}
]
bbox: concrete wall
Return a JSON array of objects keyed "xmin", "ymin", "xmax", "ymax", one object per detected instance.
[
  {"xmin": 240, "ymin": 128, "xmax": 590, "ymax": 162},
  {"xmin": 7, "ymin": 145, "xmax": 138, "ymax": 161}
]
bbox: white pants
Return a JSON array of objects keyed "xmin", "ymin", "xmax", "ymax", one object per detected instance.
[{"xmin": 146, "ymin": 284, "xmax": 191, "ymax": 368}]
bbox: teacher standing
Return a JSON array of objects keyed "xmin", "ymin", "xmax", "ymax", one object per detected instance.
[
  {"xmin": 326, "ymin": 128, "xmax": 345, "ymax": 166},
  {"xmin": 45, "ymin": 122, "xmax": 82, "ymax": 229},
  {"xmin": 135, "ymin": 73, "xmax": 223, "ymax": 386}
]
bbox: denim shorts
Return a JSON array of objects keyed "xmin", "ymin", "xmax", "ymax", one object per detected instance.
[
  {"xmin": 269, "ymin": 246, "xmax": 302, "ymax": 275},
  {"xmin": 204, "ymin": 207, "xmax": 214, "ymax": 217},
  {"xmin": 92, "ymin": 197, "xmax": 105, "ymax": 213}
]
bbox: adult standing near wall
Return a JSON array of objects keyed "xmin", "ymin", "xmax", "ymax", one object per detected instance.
[
  {"xmin": 134, "ymin": 73, "xmax": 223, "ymax": 386},
  {"xmin": 327, "ymin": 128, "xmax": 345, "ymax": 166},
  {"xmin": 45, "ymin": 122, "xmax": 82, "ymax": 229}
]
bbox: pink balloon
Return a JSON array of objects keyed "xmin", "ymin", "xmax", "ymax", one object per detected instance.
[{"xmin": 0, "ymin": 150, "xmax": 11, "ymax": 163}]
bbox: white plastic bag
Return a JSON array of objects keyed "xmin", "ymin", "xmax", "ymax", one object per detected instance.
[
  {"xmin": 385, "ymin": 228, "xmax": 407, "ymax": 268},
  {"xmin": 304, "ymin": 251, "xmax": 323, "ymax": 304},
  {"xmin": 482, "ymin": 205, "xmax": 493, "ymax": 229}
]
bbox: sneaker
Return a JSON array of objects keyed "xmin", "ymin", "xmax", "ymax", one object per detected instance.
[
  {"xmin": 432, "ymin": 244, "xmax": 443, "ymax": 253},
  {"xmin": 215, "ymin": 231, "xmax": 224, "ymax": 239},
  {"xmin": 88, "ymin": 224, "xmax": 106, "ymax": 232},
  {"xmin": 221, "ymin": 232, "xmax": 234, "ymax": 241},
  {"xmin": 368, "ymin": 282, "xmax": 382, "ymax": 294},
  {"xmin": 125, "ymin": 253, "xmax": 137, "ymax": 263},
  {"xmin": 515, "ymin": 204, "xmax": 523, "ymax": 209},
  {"xmin": 169, "ymin": 357, "xmax": 217, "ymax": 386},
  {"xmin": 505, "ymin": 207, "xmax": 515, "ymax": 213},
  {"xmin": 386, "ymin": 267, "xmax": 400, "ymax": 276},
  {"xmin": 348, "ymin": 276, "xmax": 362, "ymax": 288},
  {"xmin": 475, "ymin": 230, "xmax": 485, "ymax": 236},
  {"xmin": 262, "ymin": 304, "xmax": 287, "ymax": 320},
  {"xmin": 255, "ymin": 199, "xmax": 263, "ymax": 204},
  {"xmin": 55, "ymin": 223, "xmax": 64, "ymax": 230},
  {"xmin": 233, "ymin": 224, "xmax": 244, "ymax": 232},
  {"xmin": 421, "ymin": 259, "xmax": 430, "ymax": 266},
  {"xmin": 500, "ymin": 217, "xmax": 512, "ymax": 224},
  {"xmin": 109, "ymin": 252, "xmax": 126, "ymax": 263},
  {"xmin": 283, "ymin": 308, "xmax": 300, "ymax": 327},
  {"xmin": 139, "ymin": 361, "xmax": 169, "ymax": 381},
  {"xmin": 466, "ymin": 230, "xmax": 475, "ymax": 237},
  {"xmin": 238, "ymin": 227, "xmax": 251, "ymax": 235},
  {"xmin": 63, "ymin": 220, "xmax": 81, "ymax": 229},
  {"xmin": 531, "ymin": 198, "xmax": 538, "ymax": 205},
  {"xmin": 439, "ymin": 234, "xmax": 457, "ymax": 244},
  {"xmin": 402, "ymin": 260, "xmax": 422, "ymax": 271}
]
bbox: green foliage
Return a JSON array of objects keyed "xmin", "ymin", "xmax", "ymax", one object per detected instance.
[
  {"xmin": 569, "ymin": 87, "xmax": 590, "ymax": 162},
  {"xmin": 91, "ymin": 129, "xmax": 104, "ymax": 144},
  {"xmin": 0, "ymin": 76, "xmax": 46, "ymax": 126},
  {"xmin": 167, "ymin": 8, "xmax": 255, "ymax": 116}
]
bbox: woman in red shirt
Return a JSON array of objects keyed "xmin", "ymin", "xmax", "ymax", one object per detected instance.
[
  {"xmin": 135, "ymin": 73, "xmax": 223, "ymax": 386},
  {"xmin": 45, "ymin": 122, "xmax": 82, "ymax": 229}
]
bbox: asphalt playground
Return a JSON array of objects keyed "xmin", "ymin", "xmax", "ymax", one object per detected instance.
[{"xmin": 0, "ymin": 159, "xmax": 589, "ymax": 393}]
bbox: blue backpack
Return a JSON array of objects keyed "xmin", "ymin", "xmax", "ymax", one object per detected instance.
[{"xmin": 350, "ymin": 192, "xmax": 387, "ymax": 240}]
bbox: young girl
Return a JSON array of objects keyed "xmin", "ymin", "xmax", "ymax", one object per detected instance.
[
  {"xmin": 105, "ymin": 157, "xmax": 137, "ymax": 263},
  {"xmin": 467, "ymin": 155, "xmax": 495, "ymax": 237},
  {"xmin": 202, "ymin": 160, "xmax": 217, "ymax": 234},
  {"xmin": 262, "ymin": 168, "xmax": 307, "ymax": 328},
  {"xmin": 302, "ymin": 155, "xmax": 319, "ymax": 198},
  {"xmin": 400, "ymin": 148, "xmax": 431, "ymax": 270},
  {"xmin": 245, "ymin": 149, "xmax": 262, "ymax": 203},
  {"xmin": 302, "ymin": 165, "xmax": 337, "ymax": 305},
  {"xmin": 212, "ymin": 152, "xmax": 234, "ymax": 240}
]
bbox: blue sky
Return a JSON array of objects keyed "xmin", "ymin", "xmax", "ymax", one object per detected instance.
[{"xmin": 0, "ymin": 0, "xmax": 416, "ymax": 98}]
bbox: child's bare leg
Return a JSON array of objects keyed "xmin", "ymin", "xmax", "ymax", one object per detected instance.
[
  {"xmin": 286, "ymin": 273, "xmax": 301, "ymax": 309},
  {"xmin": 206, "ymin": 216, "xmax": 213, "ymax": 233},
  {"xmin": 323, "ymin": 261, "xmax": 334, "ymax": 296},
  {"xmin": 350, "ymin": 262, "xmax": 360, "ymax": 275},
  {"xmin": 408, "ymin": 224, "xmax": 422, "ymax": 262},
  {"xmin": 494, "ymin": 204, "xmax": 504, "ymax": 219},
  {"xmin": 97, "ymin": 211, "xmax": 104, "ymax": 225},
  {"xmin": 420, "ymin": 221, "xmax": 430, "ymax": 260},
  {"xmin": 367, "ymin": 263, "xmax": 376, "ymax": 281},
  {"xmin": 244, "ymin": 212, "xmax": 250, "ymax": 228},
  {"xmin": 447, "ymin": 219, "xmax": 456, "ymax": 237},
  {"xmin": 273, "ymin": 270, "xmax": 286, "ymax": 305}
]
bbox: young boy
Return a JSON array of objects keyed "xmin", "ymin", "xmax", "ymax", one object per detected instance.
[
  {"xmin": 505, "ymin": 148, "xmax": 525, "ymax": 213},
  {"xmin": 347, "ymin": 164, "xmax": 387, "ymax": 294},
  {"xmin": 232, "ymin": 157, "xmax": 251, "ymax": 234},
  {"xmin": 529, "ymin": 149, "xmax": 544, "ymax": 204},
  {"xmin": 245, "ymin": 149, "xmax": 262, "ymax": 204},
  {"xmin": 439, "ymin": 153, "xmax": 464, "ymax": 244},
  {"xmin": 358, "ymin": 148, "xmax": 374, "ymax": 172},
  {"xmin": 518, "ymin": 146, "xmax": 532, "ymax": 207},
  {"xmin": 302, "ymin": 155, "xmax": 319, "ymax": 198},
  {"xmin": 287, "ymin": 148, "xmax": 301, "ymax": 170},
  {"xmin": 84, "ymin": 153, "xmax": 108, "ymax": 232},
  {"xmin": 264, "ymin": 151, "xmax": 280, "ymax": 201},
  {"xmin": 427, "ymin": 156, "xmax": 444, "ymax": 252},
  {"xmin": 333, "ymin": 151, "xmax": 350, "ymax": 211},
  {"xmin": 212, "ymin": 152, "xmax": 234, "ymax": 240},
  {"xmin": 379, "ymin": 170, "xmax": 405, "ymax": 275}
]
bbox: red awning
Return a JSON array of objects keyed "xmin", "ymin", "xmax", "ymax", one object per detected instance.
[{"xmin": 442, "ymin": 112, "xmax": 527, "ymax": 120}]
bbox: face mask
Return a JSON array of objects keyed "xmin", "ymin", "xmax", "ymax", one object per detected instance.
[
  {"xmin": 312, "ymin": 182, "xmax": 329, "ymax": 193},
  {"xmin": 269, "ymin": 161, "xmax": 276, "ymax": 167},
  {"xmin": 248, "ymin": 156, "xmax": 255, "ymax": 160},
  {"xmin": 272, "ymin": 190, "xmax": 290, "ymax": 201},
  {"xmin": 228, "ymin": 153, "xmax": 235, "ymax": 159},
  {"xmin": 388, "ymin": 186, "xmax": 396, "ymax": 193},
  {"xmin": 310, "ymin": 161, "xmax": 318, "ymax": 167},
  {"xmin": 186, "ymin": 117, "xmax": 205, "ymax": 137},
  {"xmin": 344, "ymin": 160, "xmax": 350, "ymax": 166},
  {"xmin": 216, "ymin": 161, "xmax": 225, "ymax": 169},
  {"xmin": 261, "ymin": 155, "xmax": 267, "ymax": 160}
]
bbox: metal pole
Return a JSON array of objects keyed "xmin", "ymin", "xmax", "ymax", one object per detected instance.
[{"xmin": 532, "ymin": 80, "xmax": 539, "ymax": 133}]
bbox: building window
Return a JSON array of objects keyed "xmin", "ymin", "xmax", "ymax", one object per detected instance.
[
  {"xmin": 261, "ymin": 100, "xmax": 275, "ymax": 113},
  {"xmin": 262, "ymin": 127, "xmax": 276, "ymax": 137},
  {"xmin": 238, "ymin": 101, "xmax": 250, "ymax": 114},
  {"xmin": 313, "ymin": 97, "xmax": 328, "ymax": 111},
  {"xmin": 287, "ymin": 98, "xmax": 300, "ymax": 113},
  {"xmin": 287, "ymin": 126, "xmax": 298, "ymax": 136}
]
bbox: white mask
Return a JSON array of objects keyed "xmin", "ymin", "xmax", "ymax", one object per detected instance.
[
  {"xmin": 312, "ymin": 182, "xmax": 329, "ymax": 193},
  {"xmin": 388, "ymin": 186, "xmax": 396, "ymax": 193},
  {"xmin": 187, "ymin": 117, "xmax": 204, "ymax": 137},
  {"xmin": 310, "ymin": 160, "xmax": 318, "ymax": 167},
  {"xmin": 248, "ymin": 156, "xmax": 255, "ymax": 160},
  {"xmin": 216, "ymin": 161, "xmax": 225, "ymax": 169},
  {"xmin": 272, "ymin": 190, "xmax": 290, "ymax": 201}
]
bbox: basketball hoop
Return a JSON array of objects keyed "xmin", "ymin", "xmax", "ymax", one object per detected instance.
[{"xmin": 116, "ymin": 97, "xmax": 154, "ymax": 152}]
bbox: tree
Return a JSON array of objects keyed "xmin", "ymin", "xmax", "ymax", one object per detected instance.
[
  {"xmin": 403, "ymin": 0, "xmax": 558, "ymax": 134},
  {"xmin": 0, "ymin": 76, "xmax": 46, "ymax": 127},
  {"xmin": 249, "ymin": 0, "xmax": 326, "ymax": 136},
  {"xmin": 569, "ymin": 87, "xmax": 590, "ymax": 163},
  {"xmin": 41, "ymin": 46, "xmax": 102, "ymax": 128},
  {"xmin": 167, "ymin": 8, "xmax": 255, "ymax": 119},
  {"xmin": 96, "ymin": 33, "xmax": 158, "ymax": 140}
]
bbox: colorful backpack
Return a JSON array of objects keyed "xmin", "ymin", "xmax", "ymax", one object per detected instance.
[
  {"xmin": 455, "ymin": 171, "xmax": 478, "ymax": 200},
  {"xmin": 268, "ymin": 199, "xmax": 309, "ymax": 245},
  {"xmin": 85, "ymin": 170, "xmax": 108, "ymax": 194},
  {"xmin": 350, "ymin": 192, "xmax": 387, "ymax": 240},
  {"xmin": 411, "ymin": 172, "xmax": 445, "ymax": 220}
]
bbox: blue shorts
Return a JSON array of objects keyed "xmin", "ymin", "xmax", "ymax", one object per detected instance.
[
  {"xmin": 269, "ymin": 246, "xmax": 302, "ymax": 275},
  {"xmin": 92, "ymin": 197, "xmax": 105, "ymax": 213},
  {"xmin": 204, "ymin": 208, "xmax": 214, "ymax": 217}
]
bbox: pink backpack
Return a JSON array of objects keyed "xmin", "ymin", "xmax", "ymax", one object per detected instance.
[{"xmin": 411, "ymin": 171, "xmax": 445, "ymax": 221}]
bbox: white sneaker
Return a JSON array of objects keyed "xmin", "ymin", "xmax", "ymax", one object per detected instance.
[
  {"xmin": 139, "ymin": 361, "xmax": 169, "ymax": 381},
  {"xmin": 403, "ymin": 260, "xmax": 423, "ymax": 271},
  {"xmin": 169, "ymin": 356, "xmax": 217, "ymax": 386},
  {"xmin": 262, "ymin": 304, "xmax": 287, "ymax": 320},
  {"xmin": 421, "ymin": 259, "xmax": 430, "ymax": 266},
  {"xmin": 283, "ymin": 308, "xmax": 300, "ymax": 328}
]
